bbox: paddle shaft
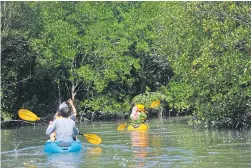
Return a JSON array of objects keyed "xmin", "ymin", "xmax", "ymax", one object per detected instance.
[
  {"xmin": 79, "ymin": 133, "xmax": 97, "ymax": 139},
  {"xmin": 79, "ymin": 133, "xmax": 102, "ymax": 145}
]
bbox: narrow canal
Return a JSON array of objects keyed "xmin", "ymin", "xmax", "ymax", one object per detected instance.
[{"xmin": 1, "ymin": 117, "xmax": 251, "ymax": 168}]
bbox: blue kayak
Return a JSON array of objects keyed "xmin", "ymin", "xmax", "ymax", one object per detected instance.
[{"xmin": 44, "ymin": 140, "xmax": 83, "ymax": 153}]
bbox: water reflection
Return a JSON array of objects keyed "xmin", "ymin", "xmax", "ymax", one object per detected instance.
[
  {"xmin": 2, "ymin": 118, "xmax": 251, "ymax": 168},
  {"xmin": 46, "ymin": 151, "xmax": 84, "ymax": 168},
  {"xmin": 81, "ymin": 146, "xmax": 104, "ymax": 168},
  {"xmin": 23, "ymin": 162, "xmax": 37, "ymax": 168},
  {"xmin": 87, "ymin": 146, "xmax": 103, "ymax": 155},
  {"xmin": 130, "ymin": 130, "xmax": 149, "ymax": 167}
]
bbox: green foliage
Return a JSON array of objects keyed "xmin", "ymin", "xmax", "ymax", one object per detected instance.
[
  {"xmin": 159, "ymin": 2, "xmax": 251, "ymax": 128},
  {"xmin": 1, "ymin": 110, "xmax": 14, "ymax": 121},
  {"xmin": 1, "ymin": 2, "xmax": 40, "ymax": 115},
  {"xmin": 2, "ymin": 1, "xmax": 251, "ymax": 128},
  {"xmin": 132, "ymin": 92, "xmax": 166, "ymax": 109},
  {"xmin": 161, "ymin": 81, "xmax": 193, "ymax": 112}
]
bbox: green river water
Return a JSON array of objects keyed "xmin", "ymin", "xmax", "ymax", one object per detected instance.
[{"xmin": 1, "ymin": 117, "xmax": 251, "ymax": 168}]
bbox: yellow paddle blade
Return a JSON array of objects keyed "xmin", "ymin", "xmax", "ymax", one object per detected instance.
[
  {"xmin": 117, "ymin": 124, "xmax": 127, "ymax": 131},
  {"xmin": 150, "ymin": 100, "xmax": 160, "ymax": 108},
  {"xmin": 18, "ymin": 109, "xmax": 40, "ymax": 122},
  {"xmin": 83, "ymin": 134, "xmax": 102, "ymax": 145}
]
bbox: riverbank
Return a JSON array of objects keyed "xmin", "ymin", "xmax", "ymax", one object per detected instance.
[{"xmin": 1, "ymin": 120, "xmax": 37, "ymax": 129}]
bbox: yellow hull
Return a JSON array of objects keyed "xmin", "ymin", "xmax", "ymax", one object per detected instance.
[{"xmin": 127, "ymin": 123, "xmax": 149, "ymax": 131}]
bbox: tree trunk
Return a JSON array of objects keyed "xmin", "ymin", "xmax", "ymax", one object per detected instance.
[{"xmin": 71, "ymin": 83, "xmax": 76, "ymax": 101}]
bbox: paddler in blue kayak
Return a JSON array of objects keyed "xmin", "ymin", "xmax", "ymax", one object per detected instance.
[
  {"xmin": 49, "ymin": 99, "xmax": 78, "ymax": 141},
  {"xmin": 46, "ymin": 106, "xmax": 79, "ymax": 142},
  {"xmin": 130, "ymin": 104, "xmax": 148, "ymax": 127}
]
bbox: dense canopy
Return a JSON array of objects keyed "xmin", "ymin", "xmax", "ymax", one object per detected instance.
[{"xmin": 1, "ymin": 1, "xmax": 251, "ymax": 128}]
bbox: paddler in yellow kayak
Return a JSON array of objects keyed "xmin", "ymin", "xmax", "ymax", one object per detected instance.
[{"xmin": 129, "ymin": 104, "xmax": 147, "ymax": 128}]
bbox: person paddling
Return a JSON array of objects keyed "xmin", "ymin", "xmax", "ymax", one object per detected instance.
[
  {"xmin": 130, "ymin": 104, "xmax": 148, "ymax": 127},
  {"xmin": 46, "ymin": 107, "xmax": 79, "ymax": 142},
  {"xmin": 49, "ymin": 99, "xmax": 78, "ymax": 141}
]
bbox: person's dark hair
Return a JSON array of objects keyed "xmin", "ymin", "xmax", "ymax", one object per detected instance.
[{"xmin": 60, "ymin": 107, "xmax": 70, "ymax": 118}]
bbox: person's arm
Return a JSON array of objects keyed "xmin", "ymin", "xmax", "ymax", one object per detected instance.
[
  {"xmin": 68, "ymin": 99, "xmax": 77, "ymax": 118},
  {"xmin": 46, "ymin": 121, "xmax": 56, "ymax": 136},
  {"xmin": 73, "ymin": 123, "xmax": 79, "ymax": 136},
  {"xmin": 138, "ymin": 112, "xmax": 147, "ymax": 123},
  {"xmin": 53, "ymin": 112, "xmax": 59, "ymax": 120},
  {"xmin": 130, "ymin": 106, "xmax": 138, "ymax": 120},
  {"xmin": 139, "ymin": 112, "xmax": 147, "ymax": 119}
]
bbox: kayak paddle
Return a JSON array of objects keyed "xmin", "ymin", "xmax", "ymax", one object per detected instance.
[
  {"xmin": 79, "ymin": 133, "xmax": 102, "ymax": 145},
  {"xmin": 117, "ymin": 100, "xmax": 161, "ymax": 131},
  {"xmin": 18, "ymin": 109, "xmax": 41, "ymax": 122},
  {"xmin": 150, "ymin": 99, "xmax": 160, "ymax": 108},
  {"xmin": 117, "ymin": 123, "xmax": 127, "ymax": 131},
  {"xmin": 18, "ymin": 108, "xmax": 102, "ymax": 145}
]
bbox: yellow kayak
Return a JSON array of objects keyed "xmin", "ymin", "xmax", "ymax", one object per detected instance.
[{"xmin": 127, "ymin": 123, "xmax": 149, "ymax": 131}]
